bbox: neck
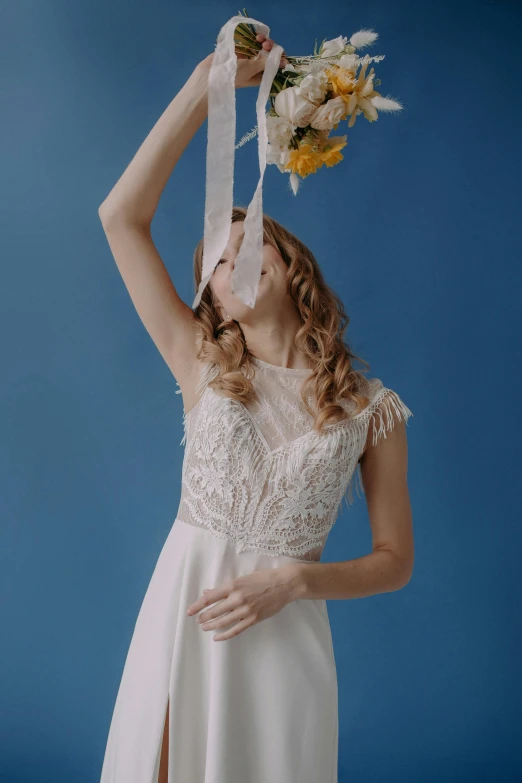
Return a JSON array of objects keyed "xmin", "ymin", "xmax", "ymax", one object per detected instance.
[{"xmin": 240, "ymin": 310, "xmax": 310, "ymax": 370}]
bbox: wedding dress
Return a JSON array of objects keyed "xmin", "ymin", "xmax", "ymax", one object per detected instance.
[{"xmin": 99, "ymin": 355, "xmax": 413, "ymax": 782}]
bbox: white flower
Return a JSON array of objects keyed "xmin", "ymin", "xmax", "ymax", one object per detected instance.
[
  {"xmin": 297, "ymin": 61, "xmax": 314, "ymax": 76},
  {"xmin": 319, "ymin": 35, "xmax": 348, "ymax": 58},
  {"xmin": 266, "ymin": 114, "xmax": 297, "ymax": 150},
  {"xmin": 274, "ymin": 86, "xmax": 318, "ymax": 128},
  {"xmin": 266, "ymin": 144, "xmax": 291, "ymax": 173},
  {"xmin": 309, "ymin": 97, "xmax": 346, "ymax": 131},
  {"xmin": 349, "ymin": 29, "xmax": 379, "ymax": 50},
  {"xmin": 338, "ymin": 53, "xmax": 359, "ymax": 71},
  {"xmin": 370, "ymin": 95, "xmax": 403, "ymax": 113},
  {"xmin": 297, "ymin": 72, "xmax": 329, "ymax": 105}
]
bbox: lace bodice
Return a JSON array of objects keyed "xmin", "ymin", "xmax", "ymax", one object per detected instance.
[{"xmin": 174, "ymin": 357, "xmax": 413, "ymax": 562}]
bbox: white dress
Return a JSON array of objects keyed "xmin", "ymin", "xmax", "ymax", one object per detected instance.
[{"xmin": 99, "ymin": 356, "xmax": 413, "ymax": 783}]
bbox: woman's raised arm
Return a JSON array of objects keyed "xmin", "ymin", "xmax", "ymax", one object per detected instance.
[
  {"xmin": 98, "ymin": 64, "xmax": 209, "ymax": 394},
  {"xmin": 98, "ymin": 37, "xmax": 286, "ymax": 406}
]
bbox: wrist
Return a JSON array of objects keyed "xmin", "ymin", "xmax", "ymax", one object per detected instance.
[
  {"xmin": 286, "ymin": 563, "xmax": 310, "ymax": 601},
  {"xmin": 192, "ymin": 60, "xmax": 210, "ymax": 89},
  {"xmin": 176, "ymin": 66, "xmax": 207, "ymax": 119}
]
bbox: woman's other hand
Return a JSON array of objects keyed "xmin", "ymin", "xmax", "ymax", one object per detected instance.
[
  {"xmin": 186, "ymin": 563, "xmax": 304, "ymax": 641},
  {"xmin": 198, "ymin": 33, "xmax": 288, "ymax": 89}
]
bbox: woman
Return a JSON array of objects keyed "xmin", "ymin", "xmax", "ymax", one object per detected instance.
[{"xmin": 98, "ymin": 33, "xmax": 414, "ymax": 783}]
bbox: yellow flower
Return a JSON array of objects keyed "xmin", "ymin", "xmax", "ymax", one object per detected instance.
[
  {"xmin": 325, "ymin": 67, "xmax": 356, "ymax": 98},
  {"xmin": 283, "ymin": 143, "xmax": 324, "ymax": 178},
  {"xmin": 320, "ymin": 136, "xmax": 348, "ymax": 168},
  {"xmin": 325, "ymin": 67, "xmax": 354, "ymax": 122},
  {"xmin": 326, "ymin": 62, "xmax": 381, "ymax": 127},
  {"xmin": 345, "ymin": 61, "xmax": 380, "ymax": 127}
]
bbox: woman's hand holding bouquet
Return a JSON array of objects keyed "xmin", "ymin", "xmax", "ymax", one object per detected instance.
[{"xmin": 198, "ymin": 32, "xmax": 288, "ymax": 90}]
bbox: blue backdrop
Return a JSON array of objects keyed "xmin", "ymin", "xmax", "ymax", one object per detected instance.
[{"xmin": 1, "ymin": 1, "xmax": 520, "ymax": 781}]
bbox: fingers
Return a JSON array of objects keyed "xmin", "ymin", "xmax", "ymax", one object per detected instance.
[
  {"xmin": 198, "ymin": 605, "xmax": 245, "ymax": 631},
  {"xmin": 255, "ymin": 34, "xmax": 288, "ymax": 67},
  {"xmin": 186, "ymin": 585, "xmax": 228, "ymax": 616},
  {"xmin": 213, "ymin": 616, "xmax": 254, "ymax": 642},
  {"xmin": 256, "ymin": 34, "xmax": 274, "ymax": 52}
]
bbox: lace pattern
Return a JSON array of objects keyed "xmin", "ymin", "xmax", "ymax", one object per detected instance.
[{"xmin": 174, "ymin": 359, "xmax": 413, "ymax": 561}]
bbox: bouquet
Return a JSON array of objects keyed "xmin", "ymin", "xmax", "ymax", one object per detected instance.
[
  {"xmin": 192, "ymin": 13, "xmax": 403, "ymax": 312},
  {"xmin": 234, "ymin": 9, "xmax": 403, "ymax": 195}
]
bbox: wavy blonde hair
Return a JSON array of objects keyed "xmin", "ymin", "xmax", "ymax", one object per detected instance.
[{"xmin": 192, "ymin": 205, "xmax": 373, "ymax": 433}]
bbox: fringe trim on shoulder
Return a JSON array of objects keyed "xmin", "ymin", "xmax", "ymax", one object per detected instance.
[
  {"xmin": 367, "ymin": 387, "xmax": 414, "ymax": 447},
  {"xmin": 339, "ymin": 387, "xmax": 414, "ymax": 514},
  {"xmin": 175, "ymin": 361, "xmax": 220, "ymax": 447}
]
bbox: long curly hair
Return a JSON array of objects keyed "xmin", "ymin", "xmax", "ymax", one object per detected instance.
[{"xmin": 192, "ymin": 205, "xmax": 373, "ymax": 433}]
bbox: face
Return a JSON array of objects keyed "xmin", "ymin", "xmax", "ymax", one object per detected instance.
[{"xmin": 209, "ymin": 220, "xmax": 290, "ymax": 322}]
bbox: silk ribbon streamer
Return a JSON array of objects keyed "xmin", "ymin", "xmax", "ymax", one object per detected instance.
[{"xmin": 192, "ymin": 15, "xmax": 284, "ymax": 310}]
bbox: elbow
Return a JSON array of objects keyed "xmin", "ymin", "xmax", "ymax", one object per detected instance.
[
  {"xmin": 98, "ymin": 200, "xmax": 123, "ymax": 228},
  {"xmin": 394, "ymin": 555, "xmax": 414, "ymax": 590},
  {"xmin": 396, "ymin": 572, "xmax": 412, "ymax": 591},
  {"xmin": 98, "ymin": 201, "xmax": 116, "ymax": 227},
  {"xmin": 377, "ymin": 548, "xmax": 413, "ymax": 591},
  {"xmin": 98, "ymin": 202, "xmax": 148, "ymax": 232},
  {"xmin": 373, "ymin": 544, "xmax": 414, "ymax": 592}
]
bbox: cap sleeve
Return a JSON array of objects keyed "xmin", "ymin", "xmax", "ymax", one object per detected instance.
[{"xmin": 356, "ymin": 378, "xmax": 414, "ymax": 450}]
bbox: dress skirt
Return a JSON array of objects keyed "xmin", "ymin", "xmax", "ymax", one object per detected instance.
[{"xmin": 99, "ymin": 518, "xmax": 339, "ymax": 783}]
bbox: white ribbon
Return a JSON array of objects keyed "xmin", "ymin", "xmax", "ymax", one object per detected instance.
[{"xmin": 192, "ymin": 15, "xmax": 284, "ymax": 310}]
